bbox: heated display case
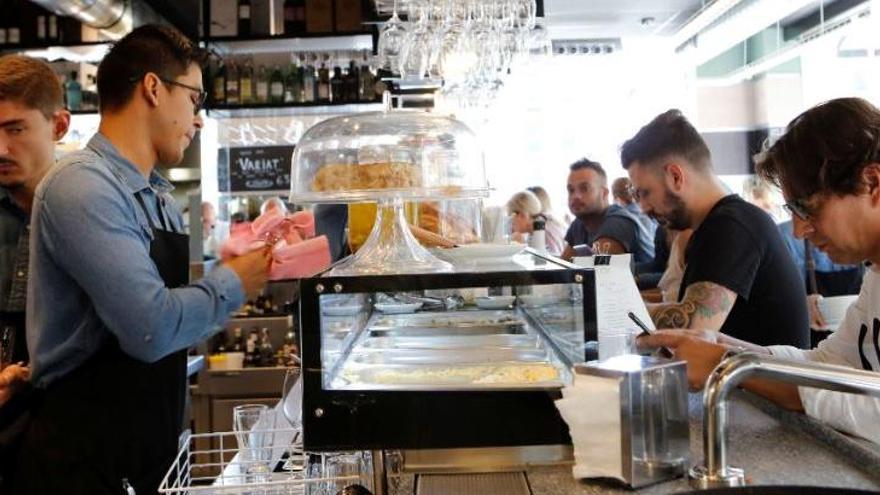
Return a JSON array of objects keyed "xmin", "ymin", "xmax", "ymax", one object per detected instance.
[{"xmin": 299, "ymin": 248, "xmax": 597, "ymax": 451}]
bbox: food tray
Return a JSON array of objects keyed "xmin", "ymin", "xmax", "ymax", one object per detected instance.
[
  {"xmin": 334, "ymin": 362, "xmax": 565, "ymax": 391},
  {"xmin": 359, "ymin": 334, "xmax": 539, "ymax": 350},
  {"xmin": 348, "ymin": 348, "xmax": 549, "ymax": 365},
  {"xmin": 370, "ymin": 309, "xmax": 523, "ymax": 329}
]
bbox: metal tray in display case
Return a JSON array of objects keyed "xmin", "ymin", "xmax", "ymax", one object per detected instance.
[{"xmin": 298, "ymin": 249, "xmax": 598, "ymax": 452}]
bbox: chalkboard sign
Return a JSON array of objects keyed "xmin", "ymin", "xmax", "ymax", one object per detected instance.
[{"xmin": 227, "ymin": 145, "xmax": 294, "ymax": 193}]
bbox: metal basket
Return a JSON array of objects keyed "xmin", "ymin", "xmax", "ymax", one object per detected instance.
[{"xmin": 158, "ymin": 428, "xmax": 366, "ymax": 495}]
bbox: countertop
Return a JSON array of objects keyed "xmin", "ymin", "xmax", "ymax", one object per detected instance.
[{"xmin": 522, "ymin": 391, "xmax": 880, "ymax": 494}]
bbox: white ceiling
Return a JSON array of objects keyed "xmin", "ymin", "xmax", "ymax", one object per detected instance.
[{"xmin": 544, "ymin": 0, "xmax": 708, "ymax": 39}]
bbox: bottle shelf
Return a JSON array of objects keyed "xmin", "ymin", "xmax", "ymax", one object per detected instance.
[
  {"xmin": 206, "ymin": 101, "xmax": 382, "ymax": 118},
  {"xmin": 203, "ymin": 33, "xmax": 373, "ymax": 54}
]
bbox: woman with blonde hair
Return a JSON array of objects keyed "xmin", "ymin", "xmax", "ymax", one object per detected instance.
[
  {"xmin": 526, "ymin": 186, "xmax": 568, "ymax": 255},
  {"xmin": 506, "ymin": 190, "xmax": 565, "ymax": 255}
]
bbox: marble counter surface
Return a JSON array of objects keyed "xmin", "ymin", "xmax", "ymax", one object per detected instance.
[{"xmin": 522, "ymin": 391, "xmax": 880, "ymax": 494}]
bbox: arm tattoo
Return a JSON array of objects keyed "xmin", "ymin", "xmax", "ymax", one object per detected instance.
[{"xmin": 648, "ymin": 282, "xmax": 735, "ymax": 329}]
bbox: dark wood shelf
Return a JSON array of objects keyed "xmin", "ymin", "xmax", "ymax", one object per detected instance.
[{"xmin": 203, "ymin": 31, "xmax": 372, "ymax": 43}]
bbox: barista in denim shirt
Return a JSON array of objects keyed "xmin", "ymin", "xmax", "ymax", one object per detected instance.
[{"xmin": 14, "ymin": 26, "xmax": 270, "ymax": 495}]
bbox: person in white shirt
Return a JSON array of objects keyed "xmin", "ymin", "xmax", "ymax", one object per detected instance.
[{"xmin": 638, "ymin": 97, "xmax": 880, "ymax": 444}]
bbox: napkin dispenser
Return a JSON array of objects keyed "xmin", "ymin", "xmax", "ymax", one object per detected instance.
[{"xmin": 568, "ymin": 355, "xmax": 690, "ymax": 488}]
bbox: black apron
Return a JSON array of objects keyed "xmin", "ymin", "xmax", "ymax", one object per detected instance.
[{"xmin": 13, "ymin": 193, "xmax": 190, "ymax": 495}]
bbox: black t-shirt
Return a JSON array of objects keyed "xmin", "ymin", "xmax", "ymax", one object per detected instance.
[{"xmin": 680, "ymin": 195, "xmax": 809, "ymax": 348}]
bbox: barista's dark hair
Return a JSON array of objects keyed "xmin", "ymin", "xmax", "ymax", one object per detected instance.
[
  {"xmin": 756, "ymin": 97, "xmax": 880, "ymax": 201},
  {"xmin": 97, "ymin": 24, "xmax": 207, "ymax": 113},
  {"xmin": 620, "ymin": 109, "xmax": 712, "ymax": 173}
]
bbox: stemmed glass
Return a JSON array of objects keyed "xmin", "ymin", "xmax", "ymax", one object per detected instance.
[{"xmin": 377, "ymin": 0, "xmax": 408, "ymax": 72}]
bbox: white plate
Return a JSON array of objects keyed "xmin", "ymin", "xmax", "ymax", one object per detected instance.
[
  {"xmin": 475, "ymin": 296, "xmax": 516, "ymax": 309},
  {"xmin": 374, "ymin": 302, "xmax": 423, "ymax": 314},
  {"xmin": 447, "ymin": 243, "xmax": 525, "ymax": 260}
]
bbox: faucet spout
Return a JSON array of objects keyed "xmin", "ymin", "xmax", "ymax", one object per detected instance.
[{"xmin": 689, "ymin": 352, "xmax": 880, "ymax": 489}]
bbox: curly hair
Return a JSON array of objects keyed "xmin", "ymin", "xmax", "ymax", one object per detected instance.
[{"xmin": 756, "ymin": 97, "xmax": 880, "ymax": 201}]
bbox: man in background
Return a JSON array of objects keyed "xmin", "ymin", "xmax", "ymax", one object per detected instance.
[
  {"xmin": 611, "ymin": 176, "xmax": 656, "ymax": 238},
  {"xmin": 561, "ymin": 158, "xmax": 654, "ymax": 263},
  {"xmin": 0, "ymin": 55, "xmax": 70, "ymax": 365},
  {"xmin": 0, "ymin": 53, "xmax": 70, "ymax": 490}
]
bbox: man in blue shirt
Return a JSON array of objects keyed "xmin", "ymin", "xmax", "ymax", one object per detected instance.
[
  {"xmin": 560, "ymin": 158, "xmax": 654, "ymax": 263},
  {"xmin": 13, "ymin": 25, "xmax": 269, "ymax": 494},
  {"xmin": 0, "ymin": 54, "xmax": 70, "ymax": 490},
  {"xmin": 0, "ymin": 55, "xmax": 70, "ymax": 366}
]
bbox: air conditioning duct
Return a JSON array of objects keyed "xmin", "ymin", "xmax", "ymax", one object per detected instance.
[{"xmin": 30, "ymin": 0, "xmax": 130, "ymax": 37}]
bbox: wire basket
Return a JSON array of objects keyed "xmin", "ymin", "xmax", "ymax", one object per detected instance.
[{"xmin": 158, "ymin": 428, "xmax": 369, "ymax": 495}]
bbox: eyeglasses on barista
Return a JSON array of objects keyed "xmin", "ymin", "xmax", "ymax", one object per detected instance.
[{"xmin": 129, "ymin": 73, "xmax": 207, "ymax": 115}]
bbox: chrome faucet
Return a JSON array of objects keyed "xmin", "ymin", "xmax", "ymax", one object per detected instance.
[{"xmin": 689, "ymin": 352, "xmax": 880, "ymax": 489}]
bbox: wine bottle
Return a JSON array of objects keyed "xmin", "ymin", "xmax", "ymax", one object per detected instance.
[
  {"xmin": 237, "ymin": 0, "xmax": 251, "ymax": 37},
  {"xmin": 302, "ymin": 61, "xmax": 316, "ymax": 103},
  {"xmin": 255, "ymin": 64, "xmax": 269, "ymax": 103},
  {"xmin": 269, "ymin": 65, "xmax": 285, "ymax": 103},
  {"xmin": 240, "ymin": 58, "xmax": 254, "ymax": 104},
  {"xmin": 330, "ymin": 66, "xmax": 343, "ymax": 103},
  {"xmin": 212, "ymin": 59, "xmax": 227, "ymax": 105},
  {"xmin": 317, "ymin": 62, "xmax": 330, "ymax": 102},
  {"xmin": 64, "ymin": 72, "xmax": 82, "ymax": 111},
  {"xmin": 7, "ymin": 0, "xmax": 20, "ymax": 45},
  {"xmin": 226, "ymin": 61, "xmax": 240, "ymax": 105}
]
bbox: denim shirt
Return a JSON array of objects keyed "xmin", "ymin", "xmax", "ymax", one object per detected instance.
[
  {"xmin": 28, "ymin": 133, "xmax": 245, "ymax": 388},
  {"xmin": 0, "ymin": 188, "xmax": 29, "ymax": 312}
]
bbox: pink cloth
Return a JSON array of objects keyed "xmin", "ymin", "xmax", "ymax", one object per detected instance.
[
  {"xmin": 270, "ymin": 237, "xmax": 332, "ymax": 280},
  {"xmin": 220, "ymin": 210, "xmax": 332, "ymax": 279}
]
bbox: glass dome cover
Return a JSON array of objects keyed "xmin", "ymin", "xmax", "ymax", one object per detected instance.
[
  {"xmin": 289, "ymin": 107, "xmax": 488, "ymax": 204},
  {"xmin": 289, "ymin": 103, "xmax": 488, "ymax": 276}
]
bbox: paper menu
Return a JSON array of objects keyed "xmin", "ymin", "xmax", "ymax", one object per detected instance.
[{"xmin": 572, "ymin": 255, "xmax": 655, "ymax": 337}]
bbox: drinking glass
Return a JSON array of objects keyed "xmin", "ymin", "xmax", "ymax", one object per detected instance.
[
  {"xmin": 377, "ymin": 0, "xmax": 408, "ymax": 72},
  {"xmin": 233, "ymin": 404, "xmax": 277, "ymax": 482},
  {"xmin": 598, "ymin": 328, "xmax": 638, "ymax": 360}
]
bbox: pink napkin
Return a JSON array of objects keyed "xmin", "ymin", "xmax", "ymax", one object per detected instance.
[{"xmin": 220, "ymin": 210, "xmax": 332, "ymax": 279}]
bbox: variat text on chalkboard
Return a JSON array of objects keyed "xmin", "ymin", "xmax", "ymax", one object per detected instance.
[{"xmin": 227, "ymin": 145, "xmax": 295, "ymax": 193}]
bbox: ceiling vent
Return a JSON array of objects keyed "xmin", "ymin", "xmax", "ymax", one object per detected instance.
[{"xmin": 551, "ymin": 38, "xmax": 622, "ymax": 55}]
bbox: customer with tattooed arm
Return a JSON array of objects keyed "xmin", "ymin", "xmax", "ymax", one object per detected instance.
[
  {"xmin": 622, "ymin": 109, "xmax": 809, "ymax": 348},
  {"xmin": 638, "ymin": 97, "xmax": 880, "ymax": 444}
]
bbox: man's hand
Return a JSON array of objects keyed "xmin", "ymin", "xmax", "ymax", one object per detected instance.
[
  {"xmin": 223, "ymin": 248, "xmax": 271, "ymax": 300},
  {"xmin": 637, "ymin": 330, "xmax": 729, "ymax": 390},
  {"xmin": 0, "ymin": 363, "xmax": 30, "ymax": 407}
]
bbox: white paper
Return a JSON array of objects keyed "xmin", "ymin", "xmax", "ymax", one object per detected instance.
[
  {"xmin": 555, "ymin": 374, "xmax": 624, "ymax": 481},
  {"xmin": 572, "ymin": 259, "xmax": 654, "ymax": 335}
]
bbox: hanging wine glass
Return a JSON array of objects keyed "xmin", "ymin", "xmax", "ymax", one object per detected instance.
[{"xmin": 377, "ymin": 0, "xmax": 408, "ymax": 73}]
